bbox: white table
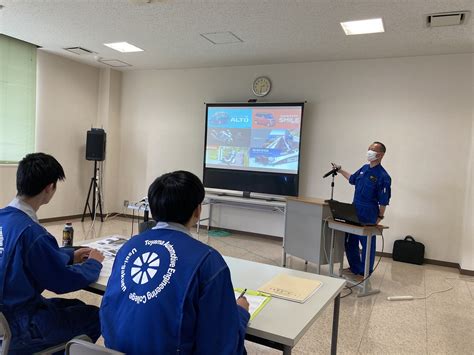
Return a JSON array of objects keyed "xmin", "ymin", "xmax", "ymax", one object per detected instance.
[
  {"xmin": 224, "ymin": 257, "xmax": 345, "ymax": 355},
  {"xmin": 85, "ymin": 237, "xmax": 345, "ymax": 355}
]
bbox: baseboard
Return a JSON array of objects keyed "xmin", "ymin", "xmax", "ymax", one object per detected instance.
[
  {"xmin": 39, "ymin": 213, "xmax": 142, "ymax": 223},
  {"xmin": 459, "ymin": 268, "xmax": 474, "ymax": 276},
  {"xmin": 375, "ymin": 251, "xmax": 392, "ymax": 258},
  {"xmin": 120, "ymin": 213, "xmax": 144, "ymax": 220},
  {"xmin": 424, "ymin": 258, "xmax": 460, "ymax": 269},
  {"xmin": 375, "ymin": 251, "xmax": 474, "ymax": 275},
  {"xmin": 39, "ymin": 214, "xmax": 85, "ymax": 223}
]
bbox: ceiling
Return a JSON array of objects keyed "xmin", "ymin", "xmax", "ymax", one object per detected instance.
[{"xmin": 0, "ymin": 0, "xmax": 473, "ymax": 70}]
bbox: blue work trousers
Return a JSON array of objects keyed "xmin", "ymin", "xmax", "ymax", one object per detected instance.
[
  {"xmin": 345, "ymin": 233, "xmax": 376, "ymax": 275},
  {"xmin": 8, "ymin": 298, "xmax": 100, "ymax": 354}
]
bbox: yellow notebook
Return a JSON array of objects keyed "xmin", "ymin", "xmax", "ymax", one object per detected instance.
[
  {"xmin": 258, "ymin": 274, "xmax": 322, "ymax": 303},
  {"xmin": 234, "ymin": 288, "xmax": 271, "ymax": 320}
]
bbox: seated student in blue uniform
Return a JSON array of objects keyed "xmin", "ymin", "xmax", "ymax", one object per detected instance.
[
  {"xmin": 0, "ymin": 153, "xmax": 105, "ymax": 354},
  {"xmin": 100, "ymin": 171, "xmax": 250, "ymax": 354}
]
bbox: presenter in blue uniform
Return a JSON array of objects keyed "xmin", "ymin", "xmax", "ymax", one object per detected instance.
[
  {"xmin": 101, "ymin": 171, "xmax": 250, "ymax": 354},
  {"xmin": 0, "ymin": 153, "xmax": 105, "ymax": 354},
  {"xmin": 333, "ymin": 142, "xmax": 391, "ymax": 276}
]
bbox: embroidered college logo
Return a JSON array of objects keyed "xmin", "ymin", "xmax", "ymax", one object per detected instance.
[
  {"xmin": 131, "ymin": 252, "xmax": 160, "ymax": 285},
  {"xmin": 121, "ymin": 240, "xmax": 178, "ymax": 305}
]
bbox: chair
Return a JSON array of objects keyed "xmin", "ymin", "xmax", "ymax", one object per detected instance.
[
  {"xmin": 66, "ymin": 339, "xmax": 125, "ymax": 355},
  {"xmin": 1, "ymin": 311, "xmax": 91, "ymax": 355},
  {"xmin": 0, "ymin": 313, "xmax": 12, "ymax": 355}
]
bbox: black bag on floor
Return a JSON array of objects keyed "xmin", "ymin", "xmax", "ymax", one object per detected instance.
[{"xmin": 392, "ymin": 236, "xmax": 425, "ymax": 265}]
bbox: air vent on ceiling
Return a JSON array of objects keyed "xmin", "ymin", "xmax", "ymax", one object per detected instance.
[
  {"xmin": 64, "ymin": 47, "xmax": 94, "ymax": 55},
  {"xmin": 98, "ymin": 59, "xmax": 131, "ymax": 68},
  {"xmin": 200, "ymin": 31, "xmax": 243, "ymax": 45},
  {"xmin": 426, "ymin": 11, "xmax": 470, "ymax": 27},
  {"xmin": 128, "ymin": 0, "xmax": 151, "ymax": 3}
]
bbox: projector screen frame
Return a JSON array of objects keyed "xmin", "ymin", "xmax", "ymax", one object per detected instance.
[{"xmin": 203, "ymin": 102, "xmax": 305, "ymax": 197}]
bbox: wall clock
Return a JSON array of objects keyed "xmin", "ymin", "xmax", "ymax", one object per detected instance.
[{"xmin": 252, "ymin": 76, "xmax": 271, "ymax": 97}]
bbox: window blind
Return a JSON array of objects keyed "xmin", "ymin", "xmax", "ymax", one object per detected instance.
[{"xmin": 0, "ymin": 34, "xmax": 36, "ymax": 164}]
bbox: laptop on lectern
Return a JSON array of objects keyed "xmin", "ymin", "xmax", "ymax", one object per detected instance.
[{"xmin": 327, "ymin": 200, "xmax": 375, "ymax": 227}]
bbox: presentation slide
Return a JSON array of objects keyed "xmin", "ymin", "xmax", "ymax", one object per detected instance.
[{"xmin": 205, "ymin": 105, "xmax": 302, "ymax": 174}]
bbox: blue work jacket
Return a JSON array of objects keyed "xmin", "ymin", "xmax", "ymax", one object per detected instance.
[
  {"xmin": 100, "ymin": 223, "xmax": 250, "ymax": 354},
  {"xmin": 0, "ymin": 206, "xmax": 102, "ymax": 336},
  {"xmin": 349, "ymin": 164, "xmax": 391, "ymax": 223}
]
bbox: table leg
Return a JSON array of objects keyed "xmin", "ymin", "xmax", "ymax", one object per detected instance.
[
  {"xmin": 207, "ymin": 203, "xmax": 212, "ymax": 231},
  {"xmin": 362, "ymin": 234, "xmax": 371, "ymax": 295},
  {"xmin": 331, "ymin": 293, "xmax": 341, "ymax": 355},
  {"xmin": 355, "ymin": 234, "xmax": 380, "ymax": 297},
  {"xmin": 338, "ymin": 240, "xmax": 344, "ymax": 277},
  {"xmin": 282, "ymin": 249, "xmax": 287, "ymax": 267},
  {"xmin": 283, "ymin": 345, "xmax": 292, "ymax": 355},
  {"xmin": 329, "ymin": 228, "xmax": 335, "ymax": 276}
]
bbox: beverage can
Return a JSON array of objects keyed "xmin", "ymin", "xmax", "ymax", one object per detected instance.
[{"xmin": 62, "ymin": 222, "xmax": 74, "ymax": 247}]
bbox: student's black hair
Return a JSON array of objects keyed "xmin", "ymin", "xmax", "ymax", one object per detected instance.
[
  {"xmin": 148, "ymin": 170, "xmax": 205, "ymax": 225},
  {"xmin": 16, "ymin": 153, "xmax": 66, "ymax": 197},
  {"xmin": 373, "ymin": 141, "xmax": 387, "ymax": 153}
]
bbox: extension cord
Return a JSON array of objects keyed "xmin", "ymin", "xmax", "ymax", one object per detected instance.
[{"xmin": 387, "ymin": 295, "xmax": 414, "ymax": 301}]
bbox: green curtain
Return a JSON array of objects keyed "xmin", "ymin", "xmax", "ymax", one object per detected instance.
[{"xmin": 0, "ymin": 34, "xmax": 36, "ymax": 164}]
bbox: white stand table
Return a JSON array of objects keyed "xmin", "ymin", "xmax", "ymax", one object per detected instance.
[
  {"xmin": 327, "ymin": 219, "xmax": 388, "ymax": 297},
  {"xmin": 198, "ymin": 193, "xmax": 286, "ymax": 235}
]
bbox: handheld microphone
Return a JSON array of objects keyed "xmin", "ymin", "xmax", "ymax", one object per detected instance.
[{"xmin": 323, "ymin": 167, "xmax": 338, "ymax": 178}]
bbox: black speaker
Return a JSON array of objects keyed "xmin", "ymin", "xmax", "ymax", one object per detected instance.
[{"xmin": 86, "ymin": 128, "xmax": 106, "ymax": 161}]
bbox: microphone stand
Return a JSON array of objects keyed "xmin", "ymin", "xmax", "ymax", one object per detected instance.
[{"xmin": 325, "ymin": 170, "xmax": 337, "ymax": 202}]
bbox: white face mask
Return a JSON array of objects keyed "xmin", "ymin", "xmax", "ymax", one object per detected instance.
[{"xmin": 367, "ymin": 150, "xmax": 378, "ymax": 162}]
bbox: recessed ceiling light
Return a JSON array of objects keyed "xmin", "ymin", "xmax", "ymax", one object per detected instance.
[
  {"xmin": 340, "ymin": 18, "xmax": 385, "ymax": 35},
  {"xmin": 104, "ymin": 42, "xmax": 144, "ymax": 53}
]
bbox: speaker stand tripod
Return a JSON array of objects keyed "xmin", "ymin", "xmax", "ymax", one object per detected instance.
[{"xmin": 81, "ymin": 160, "xmax": 104, "ymax": 222}]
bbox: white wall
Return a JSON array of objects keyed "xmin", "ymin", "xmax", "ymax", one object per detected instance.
[
  {"xmin": 460, "ymin": 55, "xmax": 474, "ymax": 271},
  {"xmin": 118, "ymin": 54, "xmax": 473, "ymax": 266},
  {"xmin": 0, "ymin": 51, "xmax": 121, "ymax": 220},
  {"xmin": 96, "ymin": 68, "xmax": 122, "ymax": 214},
  {"xmin": 0, "ymin": 165, "xmax": 17, "ymax": 207},
  {"xmin": 0, "ymin": 51, "xmax": 100, "ymax": 217},
  {"xmin": 1, "ymin": 51, "xmax": 470, "ymax": 267},
  {"xmin": 35, "ymin": 51, "xmax": 100, "ymax": 219}
]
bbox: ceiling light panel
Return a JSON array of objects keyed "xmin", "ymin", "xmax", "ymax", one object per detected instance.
[
  {"xmin": 104, "ymin": 42, "xmax": 144, "ymax": 53},
  {"xmin": 340, "ymin": 18, "xmax": 385, "ymax": 35}
]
